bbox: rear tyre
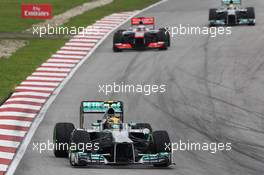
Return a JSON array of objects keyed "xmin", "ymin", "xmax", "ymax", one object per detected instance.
[
  {"xmin": 247, "ymin": 7, "xmax": 255, "ymax": 25},
  {"xmin": 209, "ymin": 8, "xmax": 217, "ymax": 26},
  {"xmin": 152, "ymin": 130, "xmax": 171, "ymax": 167},
  {"xmin": 53, "ymin": 123, "xmax": 75, "ymax": 158},
  {"xmin": 132, "ymin": 123, "xmax": 152, "ymax": 132},
  {"xmin": 113, "ymin": 30, "xmax": 125, "ymax": 52}
]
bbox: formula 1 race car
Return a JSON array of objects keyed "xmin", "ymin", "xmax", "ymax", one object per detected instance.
[
  {"xmin": 53, "ymin": 101, "xmax": 172, "ymax": 167},
  {"xmin": 209, "ymin": 0, "xmax": 255, "ymax": 26},
  {"xmin": 113, "ymin": 17, "xmax": 170, "ymax": 52}
]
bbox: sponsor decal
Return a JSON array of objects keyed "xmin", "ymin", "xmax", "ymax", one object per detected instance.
[
  {"xmin": 131, "ymin": 17, "xmax": 155, "ymax": 25},
  {"xmin": 21, "ymin": 3, "xmax": 52, "ymax": 19}
]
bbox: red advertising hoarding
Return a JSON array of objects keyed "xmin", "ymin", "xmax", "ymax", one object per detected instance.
[{"xmin": 21, "ymin": 3, "xmax": 52, "ymax": 19}]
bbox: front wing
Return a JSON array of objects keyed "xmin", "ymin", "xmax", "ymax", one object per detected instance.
[
  {"xmin": 209, "ymin": 18, "xmax": 255, "ymax": 26},
  {"xmin": 70, "ymin": 152, "xmax": 172, "ymax": 166}
]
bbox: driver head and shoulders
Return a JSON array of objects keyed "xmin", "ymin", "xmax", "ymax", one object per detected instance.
[
  {"xmin": 228, "ymin": 0, "xmax": 235, "ymax": 9},
  {"xmin": 103, "ymin": 108, "xmax": 121, "ymax": 129},
  {"xmin": 135, "ymin": 21, "xmax": 148, "ymax": 32}
]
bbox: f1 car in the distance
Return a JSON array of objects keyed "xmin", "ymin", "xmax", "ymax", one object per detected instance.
[
  {"xmin": 53, "ymin": 101, "xmax": 172, "ymax": 167},
  {"xmin": 209, "ymin": 0, "xmax": 255, "ymax": 26},
  {"xmin": 113, "ymin": 17, "xmax": 170, "ymax": 52}
]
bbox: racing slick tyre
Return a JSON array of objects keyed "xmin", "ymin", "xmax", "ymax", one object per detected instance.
[
  {"xmin": 246, "ymin": 7, "xmax": 255, "ymax": 25},
  {"xmin": 158, "ymin": 28, "xmax": 170, "ymax": 50},
  {"xmin": 69, "ymin": 130, "xmax": 91, "ymax": 166},
  {"xmin": 113, "ymin": 30, "xmax": 125, "ymax": 52},
  {"xmin": 53, "ymin": 123, "xmax": 75, "ymax": 158},
  {"xmin": 132, "ymin": 123, "xmax": 153, "ymax": 132},
  {"xmin": 209, "ymin": 8, "xmax": 218, "ymax": 26},
  {"xmin": 152, "ymin": 130, "xmax": 171, "ymax": 167}
]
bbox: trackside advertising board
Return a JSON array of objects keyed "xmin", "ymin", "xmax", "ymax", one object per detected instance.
[{"xmin": 21, "ymin": 3, "xmax": 52, "ymax": 19}]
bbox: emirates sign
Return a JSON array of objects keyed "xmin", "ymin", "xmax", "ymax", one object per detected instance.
[{"xmin": 21, "ymin": 4, "xmax": 52, "ymax": 19}]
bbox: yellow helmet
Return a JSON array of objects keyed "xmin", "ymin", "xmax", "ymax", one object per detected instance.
[{"xmin": 107, "ymin": 116, "xmax": 121, "ymax": 124}]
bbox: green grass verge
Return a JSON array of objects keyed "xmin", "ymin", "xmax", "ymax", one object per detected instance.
[
  {"xmin": 0, "ymin": 39, "xmax": 67, "ymax": 99},
  {"xmin": 0, "ymin": 0, "xmax": 160, "ymax": 100},
  {"xmin": 65, "ymin": 0, "xmax": 160, "ymax": 28},
  {"xmin": 0, "ymin": 0, "xmax": 90, "ymax": 32}
]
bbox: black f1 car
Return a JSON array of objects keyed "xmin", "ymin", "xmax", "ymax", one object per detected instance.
[
  {"xmin": 209, "ymin": 0, "xmax": 255, "ymax": 26},
  {"xmin": 53, "ymin": 101, "xmax": 173, "ymax": 167},
  {"xmin": 113, "ymin": 17, "xmax": 170, "ymax": 52}
]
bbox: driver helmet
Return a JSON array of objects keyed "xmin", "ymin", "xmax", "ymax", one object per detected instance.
[
  {"xmin": 228, "ymin": 0, "xmax": 235, "ymax": 8},
  {"xmin": 106, "ymin": 107, "xmax": 115, "ymax": 118},
  {"xmin": 105, "ymin": 108, "xmax": 121, "ymax": 126},
  {"xmin": 107, "ymin": 116, "xmax": 121, "ymax": 125},
  {"xmin": 137, "ymin": 21, "xmax": 146, "ymax": 31}
]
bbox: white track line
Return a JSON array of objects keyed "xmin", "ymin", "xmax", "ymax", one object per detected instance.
[
  {"xmin": 89, "ymin": 24, "xmax": 113, "ymax": 29},
  {"xmin": 21, "ymin": 81, "xmax": 60, "ymax": 86},
  {"xmin": 61, "ymin": 46, "xmax": 92, "ymax": 51},
  {"xmin": 0, "ymin": 140, "xmax": 20, "ymax": 148},
  {"xmin": 0, "ymin": 152, "xmax": 15, "ymax": 160},
  {"xmin": 7, "ymin": 98, "xmax": 46, "ymax": 104},
  {"xmin": 57, "ymin": 50, "xmax": 88, "ymax": 55},
  {"xmin": 16, "ymin": 86, "xmax": 55, "ymax": 92},
  {"xmin": 26, "ymin": 76, "xmax": 64, "ymax": 81},
  {"xmin": 102, "ymin": 16, "xmax": 126, "ymax": 19},
  {"xmin": 52, "ymin": 54, "xmax": 84, "ymax": 59},
  {"xmin": 11, "ymin": 92, "xmax": 50, "ymax": 97},
  {"xmin": 79, "ymin": 30, "xmax": 106, "ymax": 33},
  {"xmin": 0, "ymin": 129, "xmax": 26, "ymax": 137},
  {"xmin": 84, "ymin": 26, "xmax": 110, "ymax": 29},
  {"xmin": 81, "ymin": 29, "xmax": 109, "ymax": 33},
  {"xmin": 31, "ymin": 72, "xmax": 68, "ymax": 77},
  {"xmin": 0, "ymin": 120, "xmax": 31, "ymax": 127},
  {"xmin": 70, "ymin": 39, "xmax": 99, "ymax": 43},
  {"xmin": 65, "ymin": 42, "xmax": 95, "ymax": 47},
  {"xmin": 73, "ymin": 35, "xmax": 102, "ymax": 39},
  {"xmin": 0, "ymin": 164, "xmax": 8, "ymax": 171},
  {"xmin": 0, "ymin": 104, "xmax": 41, "ymax": 111},
  {"xmin": 0, "ymin": 112, "xmax": 36, "ymax": 118},
  {"xmin": 47, "ymin": 59, "xmax": 79, "ymax": 64},
  {"xmin": 42, "ymin": 63, "xmax": 76, "ymax": 68},
  {"xmin": 37, "ymin": 67, "xmax": 71, "ymax": 72},
  {"xmin": 97, "ymin": 20, "xmax": 122, "ymax": 24},
  {"xmin": 93, "ymin": 23, "xmax": 116, "ymax": 27}
]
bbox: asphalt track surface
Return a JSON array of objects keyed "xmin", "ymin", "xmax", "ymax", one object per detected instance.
[{"xmin": 14, "ymin": 0, "xmax": 264, "ymax": 175}]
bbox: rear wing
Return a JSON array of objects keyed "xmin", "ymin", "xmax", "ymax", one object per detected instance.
[
  {"xmin": 131, "ymin": 17, "xmax": 155, "ymax": 26},
  {"xmin": 222, "ymin": 0, "xmax": 241, "ymax": 5},
  {"xmin": 80, "ymin": 101, "xmax": 124, "ymax": 128}
]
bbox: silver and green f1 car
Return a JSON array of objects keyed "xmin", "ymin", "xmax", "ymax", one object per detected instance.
[
  {"xmin": 209, "ymin": 0, "xmax": 255, "ymax": 26},
  {"xmin": 53, "ymin": 101, "xmax": 172, "ymax": 167}
]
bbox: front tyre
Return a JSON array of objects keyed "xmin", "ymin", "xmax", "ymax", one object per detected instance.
[
  {"xmin": 152, "ymin": 130, "xmax": 171, "ymax": 167},
  {"xmin": 246, "ymin": 7, "xmax": 256, "ymax": 25},
  {"xmin": 158, "ymin": 28, "xmax": 169, "ymax": 50},
  {"xmin": 53, "ymin": 123, "xmax": 75, "ymax": 158},
  {"xmin": 113, "ymin": 30, "xmax": 125, "ymax": 52},
  {"xmin": 69, "ymin": 130, "xmax": 91, "ymax": 166}
]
